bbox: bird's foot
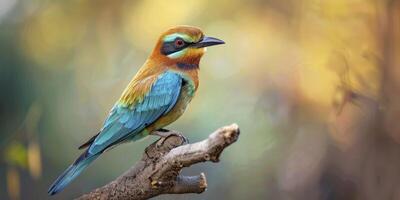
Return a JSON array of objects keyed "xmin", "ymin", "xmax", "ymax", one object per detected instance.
[
  {"xmin": 144, "ymin": 129, "xmax": 189, "ymax": 159},
  {"xmin": 152, "ymin": 129, "xmax": 189, "ymax": 146}
]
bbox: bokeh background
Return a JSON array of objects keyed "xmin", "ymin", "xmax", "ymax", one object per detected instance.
[{"xmin": 1, "ymin": 0, "xmax": 400, "ymax": 199}]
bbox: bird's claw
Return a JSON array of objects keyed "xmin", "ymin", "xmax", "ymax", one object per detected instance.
[
  {"xmin": 153, "ymin": 129, "xmax": 189, "ymax": 148},
  {"xmin": 166, "ymin": 132, "xmax": 189, "ymax": 144}
]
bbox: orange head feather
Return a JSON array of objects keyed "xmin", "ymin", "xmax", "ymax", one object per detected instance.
[
  {"xmin": 120, "ymin": 26, "xmax": 224, "ymax": 105},
  {"xmin": 149, "ymin": 25, "xmax": 224, "ymax": 67}
]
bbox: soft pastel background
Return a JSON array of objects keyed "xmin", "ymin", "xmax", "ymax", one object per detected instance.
[{"xmin": 1, "ymin": 0, "xmax": 400, "ymax": 199}]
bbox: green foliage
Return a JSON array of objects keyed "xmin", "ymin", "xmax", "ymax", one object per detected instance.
[{"xmin": 4, "ymin": 142, "xmax": 28, "ymax": 169}]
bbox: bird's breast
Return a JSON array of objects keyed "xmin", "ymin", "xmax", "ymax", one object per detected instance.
[{"xmin": 146, "ymin": 79, "xmax": 196, "ymax": 132}]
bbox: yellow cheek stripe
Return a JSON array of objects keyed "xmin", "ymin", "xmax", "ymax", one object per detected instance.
[
  {"xmin": 167, "ymin": 48, "xmax": 188, "ymax": 59},
  {"xmin": 167, "ymin": 47, "xmax": 205, "ymax": 59}
]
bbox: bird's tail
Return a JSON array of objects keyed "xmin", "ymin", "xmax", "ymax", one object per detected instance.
[{"xmin": 48, "ymin": 151, "xmax": 99, "ymax": 195}]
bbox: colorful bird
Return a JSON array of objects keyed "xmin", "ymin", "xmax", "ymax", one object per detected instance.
[{"xmin": 48, "ymin": 26, "xmax": 224, "ymax": 195}]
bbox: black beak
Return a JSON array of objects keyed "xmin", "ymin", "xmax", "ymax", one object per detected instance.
[{"xmin": 192, "ymin": 36, "xmax": 225, "ymax": 48}]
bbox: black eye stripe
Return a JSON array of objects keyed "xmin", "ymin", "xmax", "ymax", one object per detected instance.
[{"xmin": 161, "ymin": 37, "xmax": 191, "ymax": 56}]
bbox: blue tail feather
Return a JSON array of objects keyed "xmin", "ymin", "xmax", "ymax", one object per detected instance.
[{"xmin": 48, "ymin": 151, "xmax": 99, "ymax": 195}]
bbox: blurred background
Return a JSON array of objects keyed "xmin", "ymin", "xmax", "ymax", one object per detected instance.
[{"xmin": 1, "ymin": 0, "xmax": 400, "ymax": 199}]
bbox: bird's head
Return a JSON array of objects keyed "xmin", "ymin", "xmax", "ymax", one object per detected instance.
[{"xmin": 150, "ymin": 25, "xmax": 224, "ymax": 65}]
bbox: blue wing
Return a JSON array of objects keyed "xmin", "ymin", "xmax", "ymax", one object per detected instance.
[
  {"xmin": 88, "ymin": 71, "xmax": 182, "ymax": 155},
  {"xmin": 48, "ymin": 71, "xmax": 182, "ymax": 195}
]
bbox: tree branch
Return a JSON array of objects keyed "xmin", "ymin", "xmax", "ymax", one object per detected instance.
[{"xmin": 76, "ymin": 124, "xmax": 240, "ymax": 200}]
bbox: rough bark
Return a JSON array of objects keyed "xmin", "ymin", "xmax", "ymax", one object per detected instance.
[{"xmin": 76, "ymin": 124, "xmax": 240, "ymax": 200}]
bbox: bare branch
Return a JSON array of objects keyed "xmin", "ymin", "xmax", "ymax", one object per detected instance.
[
  {"xmin": 168, "ymin": 173, "xmax": 207, "ymax": 194},
  {"xmin": 76, "ymin": 124, "xmax": 240, "ymax": 200}
]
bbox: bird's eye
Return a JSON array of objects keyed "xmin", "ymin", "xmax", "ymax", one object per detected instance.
[{"xmin": 174, "ymin": 39, "xmax": 185, "ymax": 48}]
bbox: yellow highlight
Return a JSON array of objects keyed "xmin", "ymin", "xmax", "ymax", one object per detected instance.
[
  {"xmin": 122, "ymin": 0, "xmax": 206, "ymax": 50},
  {"xmin": 7, "ymin": 167, "xmax": 20, "ymax": 200}
]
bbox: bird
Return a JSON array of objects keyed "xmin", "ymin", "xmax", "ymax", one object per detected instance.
[{"xmin": 48, "ymin": 25, "xmax": 224, "ymax": 195}]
